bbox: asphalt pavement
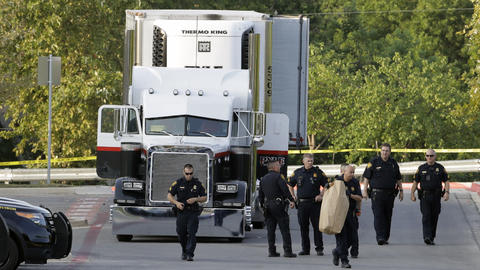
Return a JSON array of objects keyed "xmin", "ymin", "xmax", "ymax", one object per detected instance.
[{"xmin": 1, "ymin": 185, "xmax": 479, "ymax": 270}]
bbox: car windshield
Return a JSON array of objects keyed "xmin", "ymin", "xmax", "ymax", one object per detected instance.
[{"xmin": 145, "ymin": 116, "xmax": 228, "ymax": 137}]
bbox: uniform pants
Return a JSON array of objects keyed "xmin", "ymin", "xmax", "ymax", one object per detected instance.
[
  {"xmin": 349, "ymin": 215, "xmax": 359, "ymax": 256},
  {"xmin": 371, "ymin": 190, "xmax": 395, "ymax": 241},
  {"xmin": 334, "ymin": 213, "xmax": 354, "ymax": 264},
  {"xmin": 420, "ymin": 190, "xmax": 442, "ymax": 240},
  {"xmin": 297, "ymin": 201, "xmax": 323, "ymax": 252},
  {"xmin": 265, "ymin": 202, "xmax": 293, "ymax": 253},
  {"xmin": 176, "ymin": 210, "xmax": 200, "ymax": 257}
]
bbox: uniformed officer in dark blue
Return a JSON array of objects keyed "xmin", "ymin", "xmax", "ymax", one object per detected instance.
[
  {"xmin": 362, "ymin": 143, "xmax": 403, "ymax": 245},
  {"xmin": 167, "ymin": 164, "xmax": 207, "ymax": 261},
  {"xmin": 259, "ymin": 160, "xmax": 297, "ymax": 258},
  {"xmin": 411, "ymin": 149, "xmax": 450, "ymax": 245},
  {"xmin": 332, "ymin": 165, "xmax": 362, "ymax": 268},
  {"xmin": 287, "ymin": 153, "xmax": 327, "ymax": 256},
  {"xmin": 339, "ymin": 163, "xmax": 362, "ymax": 258}
]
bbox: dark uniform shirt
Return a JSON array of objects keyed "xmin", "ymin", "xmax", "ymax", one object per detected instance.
[
  {"xmin": 288, "ymin": 166, "xmax": 328, "ymax": 199},
  {"xmin": 414, "ymin": 162, "xmax": 449, "ymax": 190},
  {"xmin": 259, "ymin": 171, "xmax": 294, "ymax": 204},
  {"xmin": 346, "ymin": 178, "xmax": 362, "ymax": 212},
  {"xmin": 335, "ymin": 175, "xmax": 361, "ymax": 212},
  {"xmin": 168, "ymin": 177, "xmax": 206, "ymax": 208},
  {"xmin": 362, "ymin": 156, "xmax": 401, "ymax": 189}
]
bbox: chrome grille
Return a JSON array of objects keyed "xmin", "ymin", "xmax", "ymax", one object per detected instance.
[{"xmin": 148, "ymin": 152, "xmax": 209, "ymax": 204}]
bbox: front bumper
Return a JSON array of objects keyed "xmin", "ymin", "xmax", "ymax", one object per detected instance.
[
  {"xmin": 111, "ymin": 205, "xmax": 245, "ymax": 238},
  {"xmin": 23, "ymin": 211, "xmax": 72, "ymax": 264}
]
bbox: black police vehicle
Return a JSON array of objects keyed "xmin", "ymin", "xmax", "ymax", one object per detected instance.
[{"xmin": 0, "ymin": 197, "xmax": 72, "ymax": 270}]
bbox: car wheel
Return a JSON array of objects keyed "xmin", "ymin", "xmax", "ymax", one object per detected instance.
[
  {"xmin": 116, "ymin": 235, "xmax": 133, "ymax": 242},
  {"xmin": 0, "ymin": 237, "xmax": 19, "ymax": 270}
]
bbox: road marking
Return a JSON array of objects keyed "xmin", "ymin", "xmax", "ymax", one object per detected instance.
[
  {"xmin": 67, "ymin": 197, "xmax": 110, "ymax": 268},
  {"xmin": 66, "ymin": 197, "xmax": 108, "ymax": 223}
]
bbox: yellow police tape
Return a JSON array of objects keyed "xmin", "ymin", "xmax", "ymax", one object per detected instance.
[
  {"xmin": 0, "ymin": 156, "xmax": 96, "ymax": 167},
  {"xmin": 288, "ymin": 148, "xmax": 480, "ymax": 154},
  {"xmin": 1, "ymin": 148, "xmax": 480, "ymax": 167}
]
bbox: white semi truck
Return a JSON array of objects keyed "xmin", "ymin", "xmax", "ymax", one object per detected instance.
[{"xmin": 96, "ymin": 10, "xmax": 309, "ymax": 241}]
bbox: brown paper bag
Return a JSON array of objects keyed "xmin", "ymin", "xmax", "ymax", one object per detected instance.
[{"xmin": 319, "ymin": 179, "xmax": 349, "ymax": 234}]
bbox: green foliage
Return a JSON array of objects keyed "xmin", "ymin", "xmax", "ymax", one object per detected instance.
[
  {"xmin": 0, "ymin": 0, "xmax": 479, "ymax": 168},
  {"xmin": 306, "ymin": 0, "xmax": 477, "ymax": 163},
  {"xmin": 0, "ymin": 0, "xmax": 133, "ymax": 164}
]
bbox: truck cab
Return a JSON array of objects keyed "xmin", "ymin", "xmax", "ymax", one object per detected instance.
[{"xmin": 96, "ymin": 10, "xmax": 309, "ymax": 241}]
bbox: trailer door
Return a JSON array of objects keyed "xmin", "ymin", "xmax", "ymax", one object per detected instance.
[
  {"xmin": 256, "ymin": 113, "xmax": 289, "ymax": 178},
  {"xmin": 96, "ymin": 105, "xmax": 142, "ymax": 178}
]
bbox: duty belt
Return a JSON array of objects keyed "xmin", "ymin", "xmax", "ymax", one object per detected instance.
[
  {"xmin": 372, "ymin": 188, "xmax": 395, "ymax": 192},
  {"xmin": 422, "ymin": 189, "xmax": 441, "ymax": 194},
  {"xmin": 298, "ymin": 198, "xmax": 315, "ymax": 203}
]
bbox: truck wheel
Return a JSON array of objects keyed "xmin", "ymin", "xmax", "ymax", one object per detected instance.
[
  {"xmin": 116, "ymin": 235, "xmax": 133, "ymax": 242},
  {"xmin": 0, "ymin": 237, "xmax": 19, "ymax": 270}
]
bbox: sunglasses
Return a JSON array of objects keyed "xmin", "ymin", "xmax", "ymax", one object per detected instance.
[
  {"xmin": 425, "ymin": 155, "xmax": 435, "ymax": 157},
  {"xmin": 184, "ymin": 172, "xmax": 193, "ymax": 175}
]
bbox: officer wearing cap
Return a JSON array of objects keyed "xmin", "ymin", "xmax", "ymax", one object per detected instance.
[
  {"xmin": 411, "ymin": 149, "xmax": 450, "ymax": 245},
  {"xmin": 362, "ymin": 143, "xmax": 403, "ymax": 245},
  {"xmin": 287, "ymin": 153, "xmax": 327, "ymax": 256},
  {"xmin": 167, "ymin": 164, "xmax": 207, "ymax": 262},
  {"xmin": 259, "ymin": 160, "xmax": 297, "ymax": 258}
]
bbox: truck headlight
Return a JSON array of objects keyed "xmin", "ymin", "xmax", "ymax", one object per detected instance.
[
  {"xmin": 217, "ymin": 184, "xmax": 227, "ymax": 192},
  {"xmin": 133, "ymin": 182, "xmax": 143, "ymax": 189},
  {"xmin": 216, "ymin": 183, "xmax": 238, "ymax": 193},
  {"xmin": 227, "ymin": 185, "xmax": 238, "ymax": 192},
  {"xmin": 122, "ymin": 180, "xmax": 144, "ymax": 191},
  {"xmin": 16, "ymin": 211, "xmax": 47, "ymax": 226}
]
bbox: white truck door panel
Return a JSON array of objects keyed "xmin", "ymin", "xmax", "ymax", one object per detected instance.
[{"xmin": 96, "ymin": 105, "xmax": 142, "ymax": 178}]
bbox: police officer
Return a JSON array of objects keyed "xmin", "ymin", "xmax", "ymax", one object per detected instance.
[
  {"xmin": 259, "ymin": 160, "xmax": 297, "ymax": 258},
  {"xmin": 411, "ymin": 149, "xmax": 449, "ymax": 245},
  {"xmin": 339, "ymin": 163, "xmax": 362, "ymax": 258},
  {"xmin": 167, "ymin": 164, "xmax": 207, "ymax": 261},
  {"xmin": 287, "ymin": 153, "xmax": 327, "ymax": 256},
  {"xmin": 332, "ymin": 165, "xmax": 362, "ymax": 269},
  {"xmin": 362, "ymin": 143, "xmax": 403, "ymax": 245}
]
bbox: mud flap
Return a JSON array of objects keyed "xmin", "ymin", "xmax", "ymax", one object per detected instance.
[
  {"xmin": 0, "ymin": 214, "xmax": 8, "ymax": 263},
  {"xmin": 51, "ymin": 212, "xmax": 72, "ymax": 259}
]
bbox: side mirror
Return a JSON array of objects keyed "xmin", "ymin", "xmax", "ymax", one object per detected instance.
[
  {"xmin": 252, "ymin": 136, "xmax": 264, "ymax": 147},
  {"xmin": 113, "ymin": 130, "xmax": 122, "ymax": 141}
]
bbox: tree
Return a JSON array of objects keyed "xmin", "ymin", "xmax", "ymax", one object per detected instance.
[
  {"xmin": 0, "ymin": 0, "xmax": 135, "ymax": 164},
  {"xmin": 332, "ymin": 53, "xmax": 469, "ymax": 162}
]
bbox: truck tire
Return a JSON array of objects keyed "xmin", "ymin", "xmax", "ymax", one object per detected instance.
[
  {"xmin": 0, "ymin": 237, "xmax": 19, "ymax": 270},
  {"xmin": 116, "ymin": 235, "xmax": 133, "ymax": 242}
]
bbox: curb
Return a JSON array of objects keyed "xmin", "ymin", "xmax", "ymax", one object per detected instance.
[{"xmin": 69, "ymin": 218, "xmax": 88, "ymax": 228}]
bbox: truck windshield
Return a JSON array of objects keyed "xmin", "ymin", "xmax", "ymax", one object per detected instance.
[{"xmin": 145, "ymin": 116, "xmax": 228, "ymax": 137}]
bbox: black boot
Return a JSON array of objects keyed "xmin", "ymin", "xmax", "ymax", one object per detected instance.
[
  {"xmin": 269, "ymin": 247, "xmax": 280, "ymax": 257},
  {"xmin": 284, "ymin": 251, "xmax": 297, "ymax": 258},
  {"xmin": 268, "ymin": 251, "xmax": 280, "ymax": 257},
  {"xmin": 332, "ymin": 250, "xmax": 339, "ymax": 266}
]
